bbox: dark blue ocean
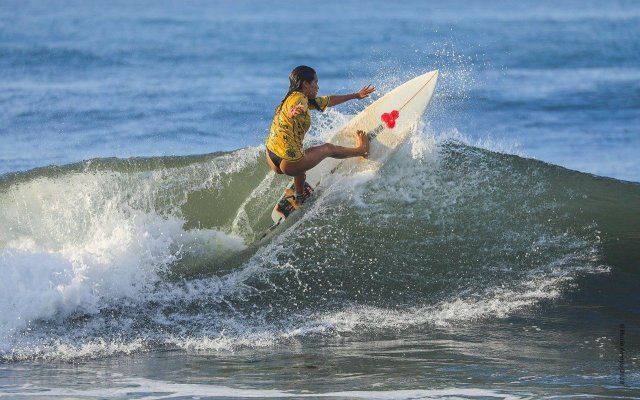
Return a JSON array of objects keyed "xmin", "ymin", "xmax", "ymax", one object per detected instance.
[{"xmin": 1, "ymin": 0, "xmax": 639, "ymax": 398}]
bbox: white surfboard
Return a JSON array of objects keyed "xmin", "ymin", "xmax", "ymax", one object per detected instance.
[{"xmin": 271, "ymin": 69, "xmax": 439, "ymax": 224}]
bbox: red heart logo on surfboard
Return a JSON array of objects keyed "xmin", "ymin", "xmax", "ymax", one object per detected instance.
[{"xmin": 381, "ymin": 110, "xmax": 400, "ymax": 129}]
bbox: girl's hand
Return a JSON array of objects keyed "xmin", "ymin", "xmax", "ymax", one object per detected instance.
[
  {"xmin": 356, "ymin": 84, "xmax": 376, "ymax": 99},
  {"xmin": 288, "ymin": 103, "xmax": 306, "ymax": 118}
]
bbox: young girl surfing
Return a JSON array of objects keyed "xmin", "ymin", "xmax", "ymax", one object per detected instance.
[{"xmin": 266, "ymin": 65, "xmax": 375, "ymax": 207}]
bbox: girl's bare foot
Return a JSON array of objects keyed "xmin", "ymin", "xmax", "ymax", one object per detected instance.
[{"xmin": 356, "ymin": 130, "xmax": 369, "ymax": 158}]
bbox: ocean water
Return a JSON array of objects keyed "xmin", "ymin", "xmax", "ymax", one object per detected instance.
[{"xmin": 1, "ymin": 0, "xmax": 639, "ymax": 399}]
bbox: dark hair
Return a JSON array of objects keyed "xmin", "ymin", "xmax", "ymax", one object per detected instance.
[{"xmin": 276, "ymin": 65, "xmax": 321, "ymax": 114}]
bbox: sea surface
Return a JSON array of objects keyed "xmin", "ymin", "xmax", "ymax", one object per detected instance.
[{"xmin": 1, "ymin": 0, "xmax": 639, "ymax": 399}]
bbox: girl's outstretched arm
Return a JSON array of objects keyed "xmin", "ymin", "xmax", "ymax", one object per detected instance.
[{"xmin": 327, "ymin": 84, "xmax": 375, "ymax": 107}]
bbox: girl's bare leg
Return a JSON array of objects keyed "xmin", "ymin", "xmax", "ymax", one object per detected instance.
[
  {"xmin": 281, "ymin": 131, "xmax": 369, "ymax": 195},
  {"xmin": 293, "ymin": 174, "xmax": 306, "ymax": 197}
]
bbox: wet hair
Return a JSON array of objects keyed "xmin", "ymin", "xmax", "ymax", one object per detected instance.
[{"xmin": 276, "ymin": 65, "xmax": 321, "ymax": 115}]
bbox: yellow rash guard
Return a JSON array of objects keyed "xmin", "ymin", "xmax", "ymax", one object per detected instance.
[{"xmin": 266, "ymin": 91, "xmax": 330, "ymax": 161}]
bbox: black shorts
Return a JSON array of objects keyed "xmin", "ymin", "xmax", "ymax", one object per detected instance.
[{"xmin": 267, "ymin": 148, "xmax": 283, "ymax": 170}]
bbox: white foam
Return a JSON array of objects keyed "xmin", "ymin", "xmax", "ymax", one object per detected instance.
[
  {"xmin": 309, "ymin": 275, "xmax": 567, "ymax": 334},
  {"xmin": 169, "ymin": 332, "xmax": 277, "ymax": 353},
  {"xmin": 14, "ymin": 377, "xmax": 531, "ymax": 399},
  {"xmin": 0, "ymin": 214, "xmax": 245, "ymax": 341},
  {"xmin": 6, "ymin": 337, "xmax": 148, "ymax": 362},
  {"xmin": 0, "ymin": 151, "xmax": 256, "ymax": 341}
]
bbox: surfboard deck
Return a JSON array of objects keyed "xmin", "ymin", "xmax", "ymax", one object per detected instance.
[{"xmin": 267, "ymin": 69, "xmax": 439, "ymax": 229}]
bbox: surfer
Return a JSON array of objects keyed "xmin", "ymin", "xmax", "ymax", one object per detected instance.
[{"xmin": 266, "ymin": 65, "xmax": 375, "ymax": 205}]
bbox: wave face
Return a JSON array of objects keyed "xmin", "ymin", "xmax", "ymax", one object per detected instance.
[{"xmin": 1, "ymin": 129, "xmax": 638, "ymax": 361}]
